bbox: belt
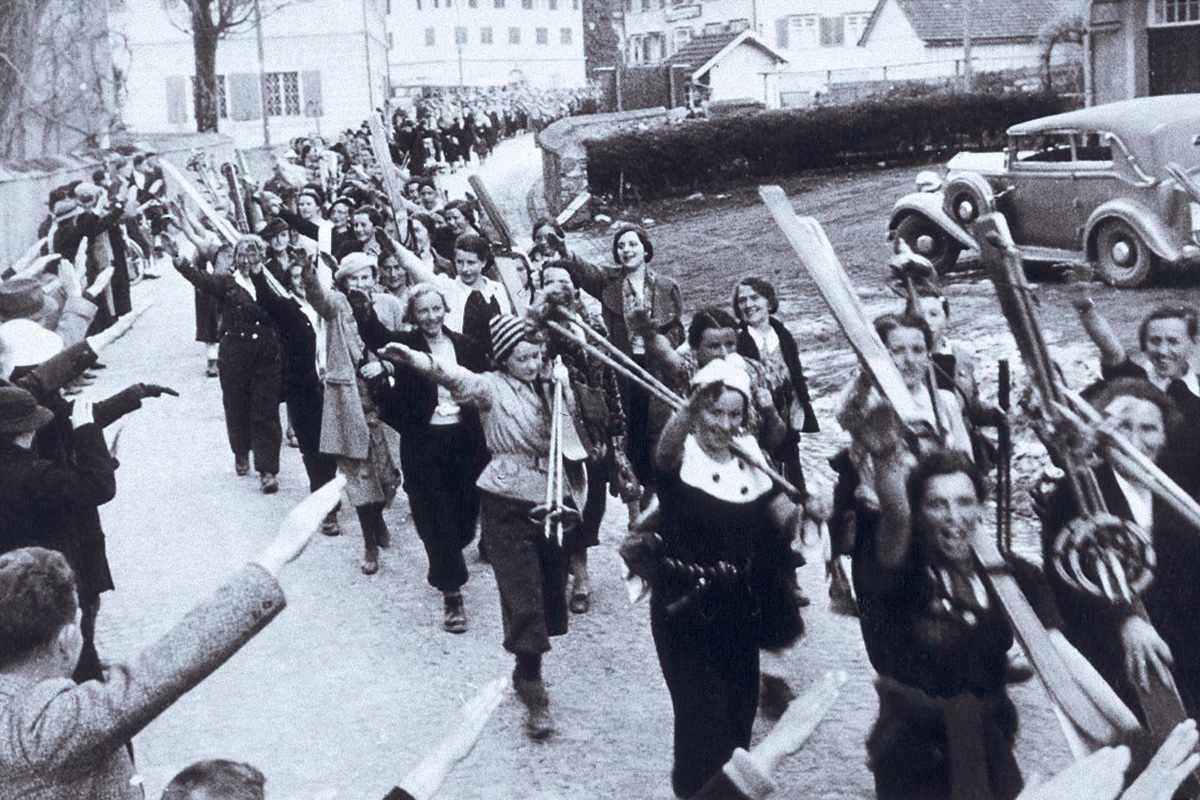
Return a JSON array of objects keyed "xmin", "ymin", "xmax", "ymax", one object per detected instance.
[{"xmin": 223, "ymin": 328, "xmax": 268, "ymax": 341}]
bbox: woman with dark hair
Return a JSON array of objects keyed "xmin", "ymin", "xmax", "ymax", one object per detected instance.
[
  {"xmin": 1040, "ymin": 376, "xmax": 1200, "ymax": 721},
  {"xmin": 733, "ymin": 277, "xmax": 819, "ymax": 492},
  {"xmin": 529, "ymin": 217, "xmax": 567, "ymax": 274},
  {"xmin": 626, "ymin": 359, "xmax": 804, "ymax": 798},
  {"xmin": 174, "ymin": 236, "xmax": 283, "ymax": 492},
  {"xmin": 272, "ymin": 186, "xmax": 353, "ymax": 257},
  {"xmin": 376, "ymin": 314, "xmax": 584, "ymax": 741},
  {"xmin": 854, "ymin": 429, "xmax": 1028, "ymax": 800},
  {"xmin": 432, "ymin": 199, "xmax": 481, "ymax": 262},
  {"xmin": 392, "ymin": 235, "xmax": 513, "ymax": 356},
  {"xmin": 558, "ymin": 225, "xmax": 684, "ymax": 493},
  {"xmin": 350, "ymin": 283, "xmax": 489, "ymax": 632}
]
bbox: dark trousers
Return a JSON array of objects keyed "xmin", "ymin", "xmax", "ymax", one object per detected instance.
[
  {"xmin": 480, "ymin": 492, "xmax": 568, "ymax": 655},
  {"xmin": 287, "ymin": 381, "xmax": 337, "ymax": 492},
  {"xmin": 401, "ymin": 423, "xmax": 483, "ymax": 592},
  {"xmin": 218, "ymin": 335, "xmax": 282, "ymax": 475},
  {"xmin": 651, "ymin": 591, "xmax": 760, "ymax": 799},
  {"xmin": 72, "ymin": 590, "xmax": 103, "ymax": 684},
  {"xmin": 570, "ymin": 459, "xmax": 608, "ymax": 554}
]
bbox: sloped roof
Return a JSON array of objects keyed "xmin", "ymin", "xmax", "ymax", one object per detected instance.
[
  {"xmin": 861, "ymin": 0, "xmax": 1066, "ymax": 46},
  {"xmin": 666, "ymin": 30, "xmax": 789, "ymax": 81}
]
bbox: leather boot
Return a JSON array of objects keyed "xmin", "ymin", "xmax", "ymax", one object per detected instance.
[
  {"xmin": 443, "ymin": 591, "xmax": 467, "ymax": 633},
  {"xmin": 513, "ymin": 676, "xmax": 554, "ymax": 740}
]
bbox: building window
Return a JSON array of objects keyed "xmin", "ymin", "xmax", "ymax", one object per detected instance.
[
  {"xmin": 787, "ymin": 15, "xmax": 819, "ymax": 49},
  {"xmin": 494, "ymin": 0, "xmax": 504, "ymax": 7},
  {"xmin": 264, "ymin": 72, "xmax": 300, "ymax": 117},
  {"xmin": 522, "ymin": 0, "xmax": 532, "ymax": 7},
  {"xmin": 425, "ymin": 27, "xmax": 436, "ymax": 45},
  {"xmin": 509, "ymin": 26, "xmax": 521, "ymax": 43},
  {"xmin": 549, "ymin": 0, "xmax": 556, "ymax": 8},
  {"xmin": 455, "ymin": 26, "xmax": 468, "ymax": 43},
  {"xmin": 536, "ymin": 26, "xmax": 549, "ymax": 43},
  {"xmin": 702, "ymin": 21, "xmax": 724, "ymax": 35},
  {"xmin": 729, "ymin": 18, "xmax": 749, "ymax": 32},
  {"xmin": 1152, "ymin": 0, "xmax": 1200, "ymax": 24},
  {"xmin": 641, "ymin": 0, "xmax": 650, "ymax": 10},
  {"xmin": 820, "ymin": 16, "xmax": 844, "ymax": 46},
  {"xmin": 673, "ymin": 26, "xmax": 692, "ymax": 51},
  {"xmin": 469, "ymin": 0, "xmax": 477, "ymax": 6},
  {"xmin": 844, "ymin": 12, "xmax": 871, "ymax": 45},
  {"xmin": 481, "ymin": 26, "xmax": 493, "ymax": 43},
  {"xmin": 560, "ymin": 26, "xmax": 572, "ymax": 44}
]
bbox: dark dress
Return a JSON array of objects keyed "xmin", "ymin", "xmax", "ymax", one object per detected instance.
[
  {"xmin": 651, "ymin": 437, "xmax": 794, "ymax": 799},
  {"xmin": 855, "ymin": 526, "xmax": 1026, "ymax": 800}
]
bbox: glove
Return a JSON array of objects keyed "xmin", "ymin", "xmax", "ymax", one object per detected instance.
[
  {"xmin": 346, "ymin": 287, "xmax": 372, "ymax": 317},
  {"xmin": 137, "ymin": 383, "xmax": 180, "ymax": 399}
]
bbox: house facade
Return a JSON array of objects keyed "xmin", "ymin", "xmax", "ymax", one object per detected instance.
[
  {"xmin": 110, "ymin": 0, "xmax": 390, "ymax": 149},
  {"xmin": 388, "ymin": 0, "xmax": 588, "ymax": 89},
  {"xmin": 1088, "ymin": 0, "xmax": 1200, "ymax": 104},
  {"xmin": 620, "ymin": 0, "xmax": 1074, "ymax": 106}
]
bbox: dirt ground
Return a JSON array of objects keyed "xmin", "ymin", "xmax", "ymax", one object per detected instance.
[{"xmin": 90, "ymin": 138, "xmax": 1200, "ymax": 799}]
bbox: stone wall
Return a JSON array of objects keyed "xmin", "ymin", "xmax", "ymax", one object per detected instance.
[{"xmin": 535, "ymin": 107, "xmax": 681, "ymax": 218}]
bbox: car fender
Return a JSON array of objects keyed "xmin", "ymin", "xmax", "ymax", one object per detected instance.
[
  {"xmin": 1084, "ymin": 199, "xmax": 1181, "ymax": 263},
  {"xmin": 889, "ymin": 193, "xmax": 979, "ymax": 250}
]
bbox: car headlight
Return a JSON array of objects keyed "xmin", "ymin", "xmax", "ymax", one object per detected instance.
[{"xmin": 915, "ymin": 171, "xmax": 942, "ymax": 193}]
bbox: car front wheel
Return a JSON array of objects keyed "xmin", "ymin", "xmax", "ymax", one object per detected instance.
[
  {"xmin": 895, "ymin": 214, "xmax": 962, "ymax": 276},
  {"xmin": 1094, "ymin": 220, "xmax": 1157, "ymax": 288}
]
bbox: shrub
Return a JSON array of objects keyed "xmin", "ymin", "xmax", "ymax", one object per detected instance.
[{"xmin": 584, "ymin": 91, "xmax": 1078, "ymax": 201}]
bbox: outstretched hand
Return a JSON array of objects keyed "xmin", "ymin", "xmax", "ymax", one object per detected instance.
[
  {"xmin": 253, "ymin": 476, "xmax": 346, "ymax": 577},
  {"xmin": 136, "ymin": 383, "xmax": 179, "ymax": 400},
  {"xmin": 378, "ymin": 342, "xmax": 419, "ymax": 366}
]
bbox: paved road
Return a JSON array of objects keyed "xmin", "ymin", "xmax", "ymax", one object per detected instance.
[{"xmin": 88, "ymin": 140, "xmax": 1070, "ymax": 799}]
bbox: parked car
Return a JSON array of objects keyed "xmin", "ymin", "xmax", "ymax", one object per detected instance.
[{"xmin": 888, "ymin": 95, "xmax": 1200, "ymax": 287}]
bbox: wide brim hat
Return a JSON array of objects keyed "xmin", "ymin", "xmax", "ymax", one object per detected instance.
[
  {"xmin": 0, "ymin": 319, "xmax": 64, "ymax": 367},
  {"xmin": 259, "ymin": 217, "xmax": 289, "ymax": 240},
  {"xmin": 0, "ymin": 386, "xmax": 55, "ymax": 434},
  {"xmin": 0, "ymin": 279, "xmax": 46, "ymax": 322}
]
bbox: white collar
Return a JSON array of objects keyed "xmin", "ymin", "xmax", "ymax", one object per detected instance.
[
  {"xmin": 459, "ymin": 277, "xmax": 498, "ymax": 297},
  {"xmin": 679, "ymin": 434, "xmax": 773, "ymax": 503},
  {"xmin": 1113, "ymin": 470, "xmax": 1153, "ymax": 531},
  {"xmin": 234, "ymin": 270, "xmax": 256, "ymax": 301},
  {"xmin": 746, "ymin": 324, "xmax": 778, "ymax": 355}
]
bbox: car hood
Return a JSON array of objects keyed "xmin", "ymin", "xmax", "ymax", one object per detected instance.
[{"xmin": 946, "ymin": 151, "xmax": 1007, "ymax": 176}]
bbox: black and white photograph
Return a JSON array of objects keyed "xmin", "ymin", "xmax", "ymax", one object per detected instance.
[{"xmin": 2, "ymin": 0, "xmax": 1200, "ymax": 797}]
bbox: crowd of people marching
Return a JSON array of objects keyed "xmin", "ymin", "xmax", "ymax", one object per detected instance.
[{"xmin": 3, "ymin": 100, "xmax": 1200, "ymax": 800}]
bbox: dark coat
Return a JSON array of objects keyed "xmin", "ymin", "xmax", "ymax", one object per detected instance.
[
  {"xmin": 559, "ymin": 254, "xmax": 685, "ymax": 355},
  {"xmin": 175, "ymin": 261, "xmax": 279, "ymax": 342},
  {"xmin": 250, "ymin": 271, "xmax": 318, "ymax": 395},
  {"xmin": 1042, "ymin": 463, "xmax": 1200, "ymax": 716},
  {"xmin": 736, "ymin": 318, "xmax": 819, "ymax": 434},
  {"xmin": 0, "ymin": 424, "xmax": 116, "ymax": 596}
]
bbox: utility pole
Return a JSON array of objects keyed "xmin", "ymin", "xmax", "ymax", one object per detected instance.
[{"xmin": 253, "ymin": 0, "xmax": 271, "ymax": 147}]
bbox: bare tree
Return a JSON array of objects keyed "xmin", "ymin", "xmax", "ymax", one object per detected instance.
[
  {"xmin": 0, "ymin": 0, "xmax": 118, "ymax": 160},
  {"xmin": 161, "ymin": 0, "xmax": 288, "ymax": 133},
  {"xmin": 1037, "ymin": 4, "xmax": 1087, "ymax": 94}
]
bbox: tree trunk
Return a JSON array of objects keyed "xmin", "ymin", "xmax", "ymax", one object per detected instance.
[
  {"xmin": 191, "ymin": 0, "xmax": 220, "ymax": 133},
  {"xmin": 0, "ymin": 0, "xmax": 55, "ymax": 158}
]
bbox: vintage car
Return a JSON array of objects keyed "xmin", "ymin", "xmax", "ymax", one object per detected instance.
[{"xmin": 888, "ymin": 95, "xmax": 1200, "ymax": 287}]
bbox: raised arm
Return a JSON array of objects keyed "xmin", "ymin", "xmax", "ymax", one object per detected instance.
[
  {"xmin": 1071, "ymin": 289, "xmax": 1127, "ymax": 368},
  {"xmin": 557, "ymin": 252, "xmax": 614, "ymax": 302},
  {"xmin": 172, "ymin": 255, "xmax": 229, "ymax": 300},
  {"xmin": 377, "ymin": 341, "xmax": 492, "ymax": 405},
  {"xmin": 861, "ymin": 405, "xmax": 918, "ymax": 574},
  {"xmin": 299, "ymin": 256, "xmax": 341, "ymax": 322}
]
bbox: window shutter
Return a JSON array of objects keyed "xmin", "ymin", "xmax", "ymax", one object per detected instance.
[
  {"xmin": 228, "ymin": 73, "xmax": 261, "ymax": 121},
  {"xmin": 302, "ymin": 70, "xmax": 323, "ymax": 117},
  {"xmin": 166, "ymin": 76, "xmax": 187, "ymax": 124},
  {"xmin": 820, "ymin": 16, "xmax": 844, "ymax": 46},
  {"xmin": 775, "ymin": 17, "xmax": 789, "ymax": 49}
]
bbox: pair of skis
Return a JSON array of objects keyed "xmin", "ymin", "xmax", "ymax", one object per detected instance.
[{"xmin": 758, "ymin": 186, "xmax": 1143, "ymax": 755}]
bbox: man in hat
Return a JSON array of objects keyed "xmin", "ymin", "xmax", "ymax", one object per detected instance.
[{"xmin": 0, "ymin": 274, "xmax": 97, "ymax": 348}]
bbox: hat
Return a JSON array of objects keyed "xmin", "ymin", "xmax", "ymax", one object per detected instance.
[
  {"xmin": 0, "ymin": 319, "xmax": 64, "ymax": 367},
  {"xmin": 490, "ymin": 314, "xmax": 534, "ymax": 363},
  {"xmin": 0, "ymin": 280, "xmax": 46, "ymax": 321},
  {"xmin": 335, "ymin": 252, "xmax": 376, "ymax": 284},
  {"xmin": 73, "ymin": 183, "xmax": 102, "ymax": 205},
  {"xmin": 52, "ymin": 198, "xmax": 78, "ymax": 217},
  {"xmin": 260, "ymin": 218, "xmax": 289, "ymax": 241},
  {"xmin": 690, "ymin": 356, "xmax": 751, "ymax": 400},
  {"xmin": 0, "ymin": 387, "xmax": 54, "ymax": 434}
]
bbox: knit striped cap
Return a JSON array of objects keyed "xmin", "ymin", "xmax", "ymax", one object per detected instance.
[{"xmin": 490, "ymin": 313, "xmax": 534, "ymax": 362}]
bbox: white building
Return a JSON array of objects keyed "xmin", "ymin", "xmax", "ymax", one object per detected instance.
[
  {"xmin": 388, "ymin": 0, "xmax": 587, "ymax": 89},
  {"xmin": 110, "ymin": 0, "xmax": 390, "ymax": 149},
  {"xmin": 621, "ymin": 0, "xmax": 1074, "ymax": 106}
]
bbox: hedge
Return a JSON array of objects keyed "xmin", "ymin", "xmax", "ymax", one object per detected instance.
[{"xmin": 584, "ymin": 92, "xmax": 1079, "ymax": 201}]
